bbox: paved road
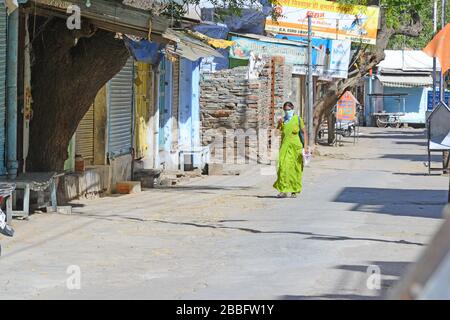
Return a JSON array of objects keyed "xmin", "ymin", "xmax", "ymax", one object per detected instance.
[{"xmin": 0, "ymin": 127, "xmax": 447, "ymax": 299}]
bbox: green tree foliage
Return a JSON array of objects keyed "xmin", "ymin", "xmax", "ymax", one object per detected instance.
[
  {"xmin": 337, "ymin": 0, "xmax": 439, "ymax": 49},
  {"xmin": 163, "ymin": 0, "xmax": 281, "ymax": 21},
  {"xmin": 388, "ymin": 1, "xmax": 450, "ymax": 49}
]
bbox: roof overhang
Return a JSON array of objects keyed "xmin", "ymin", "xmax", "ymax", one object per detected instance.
[
  {"xmin": 26, "ymin": 0, "xmax": 169, "ymax": 40},
  {"xmin": 163, "ymin": 29, "xmax": 223, "ymax": 61},
  {"xmin": 377, "ymin": 74, "xmax": 433, "ymax": 88}
]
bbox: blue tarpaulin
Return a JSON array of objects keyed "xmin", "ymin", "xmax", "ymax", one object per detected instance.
[
  {"xmin": 124, "ymin": 37, "xmax": 164, "ymax": 65},
  {"xmin": 223, "ymin": 9, "xmax": 267, "ymax": 35},
  {"xmin": 192, "ymin": 23, "xmax": 230, "ymax": 72},
  {"xmin": 193, "ymin": 23, "xmax": 229, "ymax": 40}
]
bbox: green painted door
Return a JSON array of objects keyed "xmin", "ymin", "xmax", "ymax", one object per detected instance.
[{"xmin": 0, "ymin": 3, "xmax": 7, "ymax": 176}]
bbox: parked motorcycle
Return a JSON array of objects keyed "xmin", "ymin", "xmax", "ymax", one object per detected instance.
[{"xmin": 336, "ymin": 121, "xmax": 356, "ymax": 138}]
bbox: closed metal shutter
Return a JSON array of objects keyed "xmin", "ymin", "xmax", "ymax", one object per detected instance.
[
  {"xmin": 75, "ymin": 104, "xmax": 95, "ymax": 164},
  {"xmin": 108, "ymin": 58, "xmax": 134, "ymax": 158},
  {"xmin": 0, "ymin": 4, "xmax": 7, "ymax": 175}
]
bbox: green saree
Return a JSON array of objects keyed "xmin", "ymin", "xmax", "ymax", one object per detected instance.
[{"xmin": 273, "ymin": 115, "xmax": 304, "ymax": 194}]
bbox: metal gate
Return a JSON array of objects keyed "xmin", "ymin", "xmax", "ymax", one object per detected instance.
[
  {"xmin": 0, "ymin": 3, "xmax": 7, "ymax": 175},
  {"xmin": 75, "ymin": 104, "xmax": 95, "ymax": 164},
  {"xmin": 107, "ymin": 58, "xmax": 134, "ymax": 158}
]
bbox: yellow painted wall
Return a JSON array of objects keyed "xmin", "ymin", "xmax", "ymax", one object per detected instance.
[
  {"xmin": 94, "ymin": 86, "xmax": 107, "ymax": 165},
  {"xmin": 134, "ymin": 62, "xmax": 152, "ymax": 160}
]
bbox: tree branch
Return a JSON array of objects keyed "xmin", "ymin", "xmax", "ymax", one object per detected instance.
[{"xmin": 393, "ymin": 12, "xmax": 423, "ymax": 37}]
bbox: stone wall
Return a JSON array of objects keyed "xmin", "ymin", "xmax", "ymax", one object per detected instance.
[{"xmin": 273, "ymin": 57, "xmax": 293, "ymax": 112}]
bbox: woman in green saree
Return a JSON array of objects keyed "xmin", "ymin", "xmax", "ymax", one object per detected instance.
[{"xmin": 273, "ymin": 102, "xmax": 308, "ymax": 198}]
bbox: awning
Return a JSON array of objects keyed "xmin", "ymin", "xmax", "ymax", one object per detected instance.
[
  {"xmin": 162, "ymin": 29, "xmax": 223, "ymax": 61},
  {"xmin": 377, "ymin": 74, "xmax": 433, "ymax": 88}
]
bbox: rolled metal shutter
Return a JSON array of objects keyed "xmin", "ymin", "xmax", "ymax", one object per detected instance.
[
  {"xmin": 0, "ymin": 4, "xmax": 7, "ymax": 175},
  {"xmin": 75, "ymin": 104, "xmax": 95, "ymax": 164},
  {"xmin": 108, "ymin": 58, "xmax": 134, "ymax": 158}
]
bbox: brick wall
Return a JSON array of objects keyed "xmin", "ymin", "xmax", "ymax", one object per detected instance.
[{"xmin": 200, "ymin": 57, "xmax": 293, "ymax": 164}]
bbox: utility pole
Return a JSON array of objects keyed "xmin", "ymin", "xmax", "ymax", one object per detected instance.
[
  {"xmin": 441, "ymin": 0, "xmax": 450, "ymax": 202},
  {"xmin": 433, "ymin": 0, "xmax": 438, "ymax": 109},
  {"xmin": 307, "ymin": 15, "xmax": 313, "ymax": 149},
  {"xmin": 441, "ymin": 0, "xmax": 446, "ymax": 103}
]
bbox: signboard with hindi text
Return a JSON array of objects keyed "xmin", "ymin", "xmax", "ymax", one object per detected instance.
[
  {"xmin": 265, "ymin": 0, "xmax": 380, "ymax": 45},
  {"xmin": 276, "ymin": 34, "xmax": 351, "ymax": 78},
  {"xmin": 337, "ymin": 91, "xmax": 358, "ymax": 121},
  {"xmin": 229, "ymin": 36, "xmax": 307, "ymax": 66}
]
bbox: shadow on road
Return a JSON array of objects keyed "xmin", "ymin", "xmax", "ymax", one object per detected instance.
[
  {"xmin": 395, "ymin": 140, "xmax": 427, "ymax": 147},
  {"xmin": 361, "ymin": 134, "xmax": 425, "ymax": 140},
  {"xmin": 158, "ymin": 185, "xmax": 252, "ymax": 194},
  {"xmin": 335, "ymin": 260, "xmax": 411, "ymax": 298},
  {"xmin": 380, "ymin": 154, "xmax": 441, "ymax": 162},
  {"xmin": 279, "ymin": 294, "xmax": 377, "ymax": 300},
  {"xmin": 279, "ymin": 260, "xmax": 411, "ymax": 300},
  {"xmin": 392, "ymin": 173, "xmax": 436, "ymax": 177},
  {"xmin": 334, "ymin": 187, "xmax": 446, "ymax": 219},
  {"xmin": 336, "ymin": 261, "xmax": 410, "ymax": 278}
]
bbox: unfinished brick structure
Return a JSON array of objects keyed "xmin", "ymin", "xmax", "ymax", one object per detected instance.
[{"xmin": 200, "ymin": 57, "xmax": 292, "ymax": 164}]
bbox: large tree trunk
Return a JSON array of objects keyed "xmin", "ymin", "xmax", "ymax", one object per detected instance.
[
  {"xmin": 27, "ymin": 17, "xmax": 130, "ymax": 171},
  {"xmin": 312, "ymin": 7, "xmax": 423, "ymax": 144},
  {"xmin": 327, "ymin": 111, "xmax": 335, "ymax": 145}
]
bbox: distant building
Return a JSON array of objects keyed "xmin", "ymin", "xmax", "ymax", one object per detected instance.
[{"xmin": 365, "ymin": 50, "xmax": 440, "ymax": 127}]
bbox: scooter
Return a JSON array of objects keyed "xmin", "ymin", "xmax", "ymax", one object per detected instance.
[
  {"xmin": 318, "ymin": 120, "xmax": 356, "ymax": 141},
  {"xmin": 336, "ymin": 121, "xmax": 356, "ymax": 138}
]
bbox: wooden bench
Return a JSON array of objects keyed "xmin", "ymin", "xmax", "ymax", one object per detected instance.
[{"xmin": 0, "ymin": 172, "xmax": 60, "ymax": 219}]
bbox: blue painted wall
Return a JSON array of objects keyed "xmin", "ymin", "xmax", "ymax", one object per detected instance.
[
  {"xmin": 158, "ymin": 58, "xmax": 173, "ymax": 152},
  {"xmin": 178, "ymin": 58, "xmax": 202, "ymax": 168},
  {"xmin": 383, "ymin": 86, "xmax": 427, "ymax": 124},
  {"xmin": 179, "ymin": 59, "xmax": 193, "ymax": 152},
  {"xmin": 191, "ymin": 60, "xmax": 201, "ymax": 167}
]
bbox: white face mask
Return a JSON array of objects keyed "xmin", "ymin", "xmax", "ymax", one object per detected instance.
[{"xmin": 284, "ymin": 110, "xmax": 294, "ymax": 119}]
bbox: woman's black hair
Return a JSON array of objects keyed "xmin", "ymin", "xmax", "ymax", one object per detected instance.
[{"xmin": 283, "ymin": 101, "xmax": 294, "ymax": 109}]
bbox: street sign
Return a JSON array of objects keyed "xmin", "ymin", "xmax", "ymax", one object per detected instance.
[{"xmin": 337, "ymin": 91, "xmax": 358, "ymax": 121}]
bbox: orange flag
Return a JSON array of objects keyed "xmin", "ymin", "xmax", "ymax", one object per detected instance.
[{"xmin": 424, "ymin": 23, "xmax": 450, "ymax": 73}]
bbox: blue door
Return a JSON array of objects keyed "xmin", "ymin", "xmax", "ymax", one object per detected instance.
[
  {"xmin": 0, "ymin": 3, "xmax": 7, "ymax": 175},
  {"xmin": 178, "ymin": 59, "xmax": 201, "ymax": 167},
  {"xmin": 178, "ymin": 59, "xmax": 193, "ymax": 152},
  {"xmin": 158, "ymin": 58, "xmax": 172, "ymax": 151}
]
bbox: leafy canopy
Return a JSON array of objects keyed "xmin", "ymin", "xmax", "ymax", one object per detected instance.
[{"xmin": 337, "ymin": 0, "xmax": 441, "ymax": 49}]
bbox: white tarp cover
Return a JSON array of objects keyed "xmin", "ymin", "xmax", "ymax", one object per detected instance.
[
  {"xmin": 377, "ymin": 74, "xmax": 433, "ymax": 88},
  {"xmin": 378, "ymin": 50, "xmax": 441, "ymax": 72}
]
